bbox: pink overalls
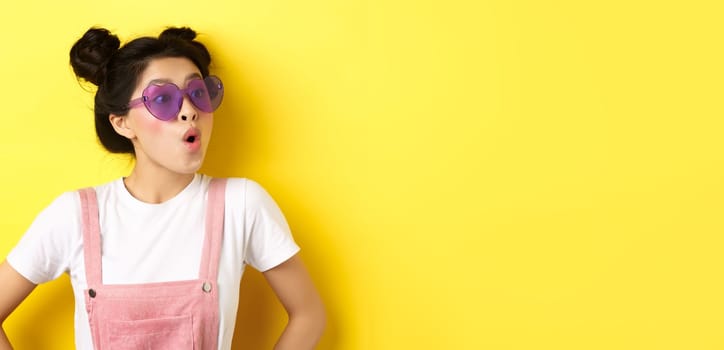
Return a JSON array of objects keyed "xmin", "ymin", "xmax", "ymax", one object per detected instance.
[{"xmin": 78, "ymin": 178, "xmax": 227, "ymax": 350}]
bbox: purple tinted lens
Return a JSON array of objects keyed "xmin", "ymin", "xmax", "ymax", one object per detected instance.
[
  {"xmin": 204, "ymin": 76, "xmax": 224, "ymax": 111},
  {"xmin": 186, "ymin": 79, "xmax": 213, "ymax": 112},
  {"xmin": 143, "ymin": 84, "xmax": 183, "ymax": 121}
]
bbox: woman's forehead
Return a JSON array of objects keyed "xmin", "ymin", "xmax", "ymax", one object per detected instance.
[{"xmin": 138, "ymin": 57, "xmax": 201, "ymax": 86}]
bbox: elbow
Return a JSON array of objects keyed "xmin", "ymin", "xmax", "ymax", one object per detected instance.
[
  {"xmin": 316, "ymin": 295, "xmax": 328, "ymax": 334},
  {"xmin": 291, "ymin": 301, "xmax": 327, "ymax": 341},
  {"xmin": 306, "ymin": 302, "xmax": 327, "ymax": 339},
  {"xmin": 315, "ymin": 304, "xmax": 327, "ymax": 337},
  {"xmin": 0, "ymin": 312, "xmax": 9, "ymax": 328}
]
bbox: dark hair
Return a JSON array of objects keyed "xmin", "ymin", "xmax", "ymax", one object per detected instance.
[{"xmin": 69, "ymin": 27, "xmax": 213, "ymax": 154}]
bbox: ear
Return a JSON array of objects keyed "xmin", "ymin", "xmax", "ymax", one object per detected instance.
[{"xmin": 109, "ymin": 114, "xmax": 136, "ymax": 140}]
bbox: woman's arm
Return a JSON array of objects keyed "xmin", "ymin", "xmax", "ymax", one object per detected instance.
[
  {"xmin": 0, "ymin": 261, "xmax": 36, "ymax": 350},
  {"xmin": 264, "ymin": 254, "xmax": 326, "ymax": 350}
]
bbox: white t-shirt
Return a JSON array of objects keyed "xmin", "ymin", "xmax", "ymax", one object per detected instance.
[{"xmin": 6, "ymin": 174, "xmax": 300, "ymax": 349}]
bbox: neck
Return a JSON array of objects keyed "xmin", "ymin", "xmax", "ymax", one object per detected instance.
[{"xmin": 123, "ymin": 167, "xmax": 196, "ymax": 204}]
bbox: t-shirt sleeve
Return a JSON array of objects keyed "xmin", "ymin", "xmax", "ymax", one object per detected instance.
[
  {"xmin": 6, "ymin": 192, "xmax": 76, "ymax": 284},
  {"xmin": 241, "ymin": 180, "xmax": 300, "ymax": 272}
]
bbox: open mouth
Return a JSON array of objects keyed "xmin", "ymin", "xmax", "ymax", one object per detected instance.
[{"xmin": 183, "ymin": 128, "xmax": 201, "ymax": 144}]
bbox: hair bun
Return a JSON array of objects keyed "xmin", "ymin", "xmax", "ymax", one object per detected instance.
[
  {"xmin": 69, "ymin": 28, "xmax": 120, "ymax": 86},
  {"xmin": 159, "ymin": 27, "xmax": 211, "ymax": 71},
  {"xmin": 159, "ymin": 27, "xmax": 198, "ymax": 41}
]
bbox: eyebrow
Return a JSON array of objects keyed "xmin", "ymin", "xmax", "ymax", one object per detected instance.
[{"xmin": 147, "ymin": 72, "xmax": 202, "ymax": 86}]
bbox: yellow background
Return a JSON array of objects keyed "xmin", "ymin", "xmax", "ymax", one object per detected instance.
[{"xmin": 1, "ymin": 0, "xmax": 723, "ymax": 349}]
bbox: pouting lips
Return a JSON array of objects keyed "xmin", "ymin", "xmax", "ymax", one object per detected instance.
[{"xmin": 183, "ymin": 128, "xmax": 200, "ymax": 143}]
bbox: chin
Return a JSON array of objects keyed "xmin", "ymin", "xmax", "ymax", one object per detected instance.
[
  {"xmin": 185, "ymin": 165, "xmax": 204, "ymax": 174},
  {"xmin": 174, "ymin": 161, "xmax": 204, "ymax": 175}
]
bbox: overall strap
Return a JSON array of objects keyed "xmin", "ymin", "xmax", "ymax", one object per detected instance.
[
  {"xmin": 199, "ymin": 178, "xmax": 227, "ymax": 281},
  {"xmin": 79, "ymin": 188, "xmax": 103, "ymax": 286}
]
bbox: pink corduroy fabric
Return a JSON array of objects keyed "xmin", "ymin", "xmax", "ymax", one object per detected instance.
[{"xmin": 78, "ymin": 178, "xmax": 227, "ymax": 350}]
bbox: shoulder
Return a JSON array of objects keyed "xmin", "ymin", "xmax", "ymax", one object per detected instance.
[
  {"xmin": 209, "ymin": 177, "xmax": 274, "ymax": 203},
  {"xmin": 36, "ymin": 184, "xmax": 111, "ymax": 226},
  {"xmin": 13, "ymin": 181, "xmax": 119, "ymax": 246},
  {"xmin": 41, "ymin": 190, "xmax": 82, "ymax": 218},
  {"xmin": 90, "ymin": 177, "xmax": 124, "ymax": 200},
  {"xmin": 208, "ymin": 177, "xmax": 285, "ymax": 216}
]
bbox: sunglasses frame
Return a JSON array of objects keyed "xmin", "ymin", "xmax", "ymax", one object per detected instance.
[{"xmin": 127, "ymin": 75, "xmax": 223, "ymax": 121}]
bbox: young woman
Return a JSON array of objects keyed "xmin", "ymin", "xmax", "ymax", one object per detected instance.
[{"xmin": 0, "ymin": 27, "xmax": 325, "ymax": 349}]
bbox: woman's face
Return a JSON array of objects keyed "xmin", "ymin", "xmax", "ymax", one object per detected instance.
[{"xmin": 120, "ymin": 57, "xmax": 214, "ymax": 176}]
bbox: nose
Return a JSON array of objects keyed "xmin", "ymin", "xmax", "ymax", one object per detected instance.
[{"xmin": 177, "ymin": 94, "xmax": 198, "ymax": 122}]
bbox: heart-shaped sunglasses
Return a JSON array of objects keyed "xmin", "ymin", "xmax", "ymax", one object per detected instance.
[{"xmin": 127, "ymin": 76, "xmax": 224, "ymax": 121}]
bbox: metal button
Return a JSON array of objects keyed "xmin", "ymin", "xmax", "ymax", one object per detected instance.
[
  {"xmin": 88, "ymin": 289, "xmax": 96, "ymax": 298},
  {"xmin": 202, "ymin": 282, "xmax": 212, "ymax": 293}
]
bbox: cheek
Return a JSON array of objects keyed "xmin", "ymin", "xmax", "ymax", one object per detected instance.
[
  {"xmin": 135, "ymin": 115, "xmax": 165, "ymax": 135},
  {"xmin": 129, "ymin": 113, "xmax": 175, "ymax": 149},
  {"xmin": 203, "ymin": 115, "xmax": 213, "ymax": 132},
  {"xmin": 202, "ymin": 116, "xmax": 214, "ymax": 144}
]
